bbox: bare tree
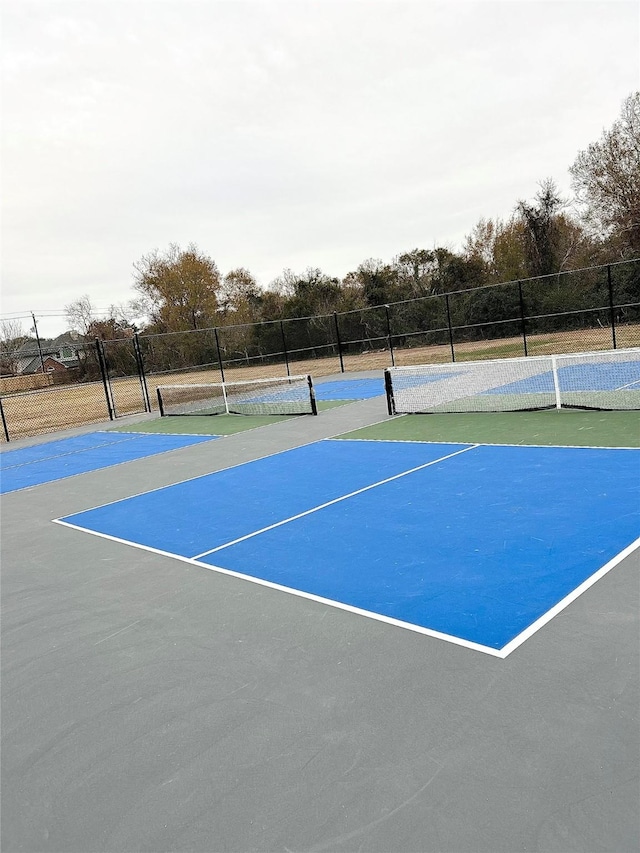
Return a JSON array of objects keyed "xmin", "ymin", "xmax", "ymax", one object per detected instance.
[
  {"xmin": 516, "ymin": 179, "xmax": 566, "ymax": 277},
  {"xmin": 570, "ymin": 91, "xmax": 640, "ymax": 255},
  {"xmin": 64, "ymin": 294, "xmax": 95, "ymax": 337},
  {"xmin": 0, "ymin": 319, "xmax": 28, "ymax": 375}
]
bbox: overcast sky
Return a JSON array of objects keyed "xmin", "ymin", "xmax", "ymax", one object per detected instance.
[{"xmin": 2, "ymin": 0, "xmax": 638, "ymax": 338}]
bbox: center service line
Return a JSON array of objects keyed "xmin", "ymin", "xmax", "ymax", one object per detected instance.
[{"xmin": 191, "ymin": 444, "xmax": 479, "ymax": 560}]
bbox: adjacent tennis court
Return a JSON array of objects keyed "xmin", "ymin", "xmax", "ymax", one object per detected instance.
[
  {"xmin": 0, "ymin": 431, "xmax": 217, "ymax": 493},
  {"xmin": 57, "ymin": 437, "xmax": 640, "ymax": 656}
]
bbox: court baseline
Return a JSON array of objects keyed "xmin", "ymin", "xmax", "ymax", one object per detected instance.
[
  {"xmin": 56, "ymin": 439, "xmax": 640, "ymax": 656},
  {"xmin": 0, "ymin": 431, "xmax": 218, "ymax": 493}
]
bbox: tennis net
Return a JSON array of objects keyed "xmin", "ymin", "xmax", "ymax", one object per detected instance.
[
  {"xmin": 385, "ymin": 348, "xmax": 640, "ymax": 414},
  {"xmin": 157, "ymin": 374, "xmax": 318, "ymax": 416}
]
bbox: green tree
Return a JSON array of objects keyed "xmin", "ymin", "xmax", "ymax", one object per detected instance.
[
  {"xmin": 570, "ymin": 91, "xmax": 640, "ymax": 256},
  {"xmin": 133, "ymin": 243, "xmax": 221, "ymax": 331},
  {"xmin": 463, "ymin": 217, "xmax": 528, "ymax": 282},
  {"xmin": 516, "ymin": 179, "xmax": 566, "ymax": 277},
  {"xmin": 395, "ymin": 249, "xmax": 435, "ymax": 296},
  {"xmin": 218, "ymin": 268, "xmax": 262, "ymax": 323}
]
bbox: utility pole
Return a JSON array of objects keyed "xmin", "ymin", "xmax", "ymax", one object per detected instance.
[{"xmin": 31, "ymin": 312, "xmax": 46, "ymax": 373}]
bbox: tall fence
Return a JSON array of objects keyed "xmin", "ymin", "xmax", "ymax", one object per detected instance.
[{"xmin": 1, "ymin": 259, "xmax": 639, "ymax": 441}]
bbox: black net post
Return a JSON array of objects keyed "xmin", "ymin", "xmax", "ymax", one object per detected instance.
[
  {"xmin": 95, "ymin": 339, "xmax": 115, "ymax": 420},
  {"xmin": 0, "ymin": 397, "xmax": 9, "ymax": 442},
  {"xmin": 384, "ymin": 368, "xmax": 395, "ymax": 415},
  {"xmin": 307, "ymin": 374, "xmax": 318, "ymax": 415},
  {"xmin": 133, "ymin": 333, "xmax": 151, "ymax": 412},
  {"xmin": 518, "ymin": 281, "xmax": 528, "ymax": 356},
  {"xmin": 280, "ymin": 321, "xmax": 291, "ymax": 376},
  {"xmin": 445, "ymin": 295, "xmax": 455, "ymax": 362},
  {"xmin": 333, "ymin": 312, "xmax": 345, "ymax": 373},
  {"xmin": 214, "ymin": 327, "xmax": 225, "ymax": 383},
  {"xmin": 607, "ymin": 265, "xmax": 618, "ymax": 349},
  {"xmin": 384, "ymin": 305, "xmax": 395, "ymax": 367}
]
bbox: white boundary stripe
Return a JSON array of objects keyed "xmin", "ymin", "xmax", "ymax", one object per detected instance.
[
  {"xmin": 2, "ymin": 436, "xmax": 220, "ymax": 495},
  {"xmin": 46, "ymin": 412, "xmax": 436, "ymax": 516},
  {"xmin": 329, "ymin": 437, "xmax": 640, "ymax": 451},
  {"xmin": 53, "ymin": 518, "xmax": 640, "ymax": 659},
  {"xmin": 499, "ymin": 536, "xmax": 640, "ymax": 657},
  {"xmin": 191, "ymin": 444, "xmax": 479, "ymax": 560},
  {"xmin": 52, "ymin": 518, "xmax": 503, "ymax": 658},
  {"xmin": 0, "ymin": 431, "xmax": 144, "ymax": 471}
]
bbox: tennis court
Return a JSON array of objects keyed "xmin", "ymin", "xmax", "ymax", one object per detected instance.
[
  {"xmin": 57, "ymin": 437, "xmax": 639, "ymax": 656},
  {"xmin": 0, "ymin": 431, "xmax": 217, "ymax": 493},
  {"xmin": 2, "ymin": 368, "xmax": 639, "ymax": 853}
]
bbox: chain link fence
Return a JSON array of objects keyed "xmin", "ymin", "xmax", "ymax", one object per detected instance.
[{"xmin": 1, "ymin": 259, "xmax": 638, "ymax": 441}]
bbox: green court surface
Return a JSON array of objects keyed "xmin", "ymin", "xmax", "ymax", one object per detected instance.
[
  {"xmin": 339, "ymin": 409, "xmax": 640, "ymax": 447},
  {"xmin": 109, "ymin": 400, "xmax": 350, "ymax": 436}
]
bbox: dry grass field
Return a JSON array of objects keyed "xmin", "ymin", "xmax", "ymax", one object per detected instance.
[{"xmin": 1, "ymin": 325, "xmax": 638, "ymax": 442}]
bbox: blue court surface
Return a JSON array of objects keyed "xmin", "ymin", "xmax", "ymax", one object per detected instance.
[
  {"xmin": 314, "ymin": 378, "xmax": 385, "ymax": 399},
  {"xmin": 0, "ymin": 431, "xmax": 217, "ymax": 493},
  {"xmin": 314, "ymin": 374, "xmax": 455, "ymax": 400},
  {"xmin": 57, "ymin": 439, "xmax": 640, "ymax": 656}
]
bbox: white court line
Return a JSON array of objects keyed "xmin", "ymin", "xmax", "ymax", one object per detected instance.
[
  {"xmin": 2, "ymin": 436, "xmax": 218, "ymax": 495},
  {"xmin": 191, "ymin": 444, "xmax": 479, "ymax": 560},
  {"xmin": 53, "ymin": 518, "xmax": 640, "ymax": 659},
  {"xmin": 0, "ymin": 432, "xmax": 145, "ymax": 471},
  {"xmin": 52, "ymin": 517, "xmax": 503, "ymax": 658},
  {"xmin": 499, "ymin": 536, "xmax": 640, "ymax": 657},
  {"xmin": 615, "ymin": 379, "xmax": 640, "ymax": 390},
  {"xmin": 332, "ymin": 437, "xmax": 640, "ymax": 450}
]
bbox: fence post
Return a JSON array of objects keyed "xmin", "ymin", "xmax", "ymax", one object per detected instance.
[
  {"xmin": 518, "ymin": 281, "xmax": 528, "ymax": 356},
  {"xmin": 280, "ymin": 321, "xmax": 291, "ymax": 376},
  {"xmin": 95, "ymin": 338, "xmax": 115, "ymax": 420},
  {"xmin": 214, "ymin": 328, "xmax": 225, "ymax": 383},
  {"xmin": 445, "ymin": 295, "xmax": 455, "ymax": 362},
  {"xmin": 607, "ymin": 265, "xmax": 618, "ymax": 349},
  {"xmin": 384, "ymin": 305, "xmax": 395, "ymax": 367},
  {"xmin": 133, "ymin": 333, "xmax": 151, "ymax": 412},
  {"xmin": 333, "ymin": 312, "xmax": 345, "ymax": 373},
  {"xmin": 0, "ymin": 397, "xmax": 9, "ymax": 442}
]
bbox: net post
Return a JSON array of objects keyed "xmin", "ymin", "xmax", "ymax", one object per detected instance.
[
  {"xmin": 221, "ymin": 381, "xmax": 230, "ymax": 414},
  {"xmin": 551, "ymin": 355, "xmax": 562, "ymax": 409},
  {"xmin": 156, "ymin": 387, "xmax": 165, "ymax": 417},
  {"xmin": 0, "ymin": 396, "xmax": 9, "ymax": 442},
  {"xmin": 607, "ymin": 265, "xmax": 617, "ymax": 350},
  {"xmin": 333, "ymin": 312, "xmax": 345, "ymax": 373},
  {"xmin": 307, "ymin": 374, "xmax": 318, "ymax": 415},
  {"xmin": 384, "ymin": 368, "xmax": 395, "ymax": 415}
]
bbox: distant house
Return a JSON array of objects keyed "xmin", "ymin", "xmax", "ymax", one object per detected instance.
[{"xmin": 16, "ymin": 331, "xmax": 83, "ymax": 375}]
